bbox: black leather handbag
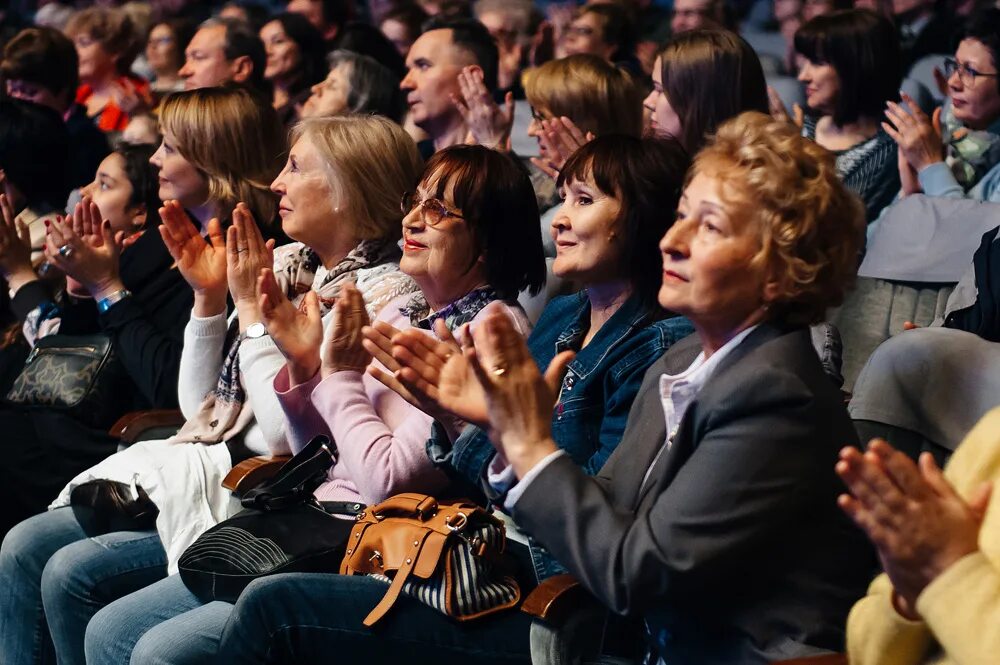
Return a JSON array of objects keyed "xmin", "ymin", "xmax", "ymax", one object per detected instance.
[
  {"xmin": 177, "ymin": 435, "xmax": 360, "ymax": 603},
  {"xmin": 5, "ymin": 333, "xmax": 130, "ymax": 429}
]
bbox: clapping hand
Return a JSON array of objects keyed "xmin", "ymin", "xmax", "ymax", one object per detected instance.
[
  {"xmin": 767, "ymin": 86, "xmax": 804, "ymax": 128},
  {"xmin": 158, "ymin": 200, "xmax": 227, "ymax": 311},
  {"xmin": 258, "ymin": 267, "xmax": 323, "ymax": 385},
  {"xmin": 530, "ymin": 117, "xmax": 595, "ymax": 180},
  {"xmin": 453, "ymin": 66, "xmax": 515, "ymax": 151},
  {"xmin": 44, "ymin": 197, "xmax": 126, "ymax": 300},
  {"xmin": 837, "ymin": 440, "xmax": 992, "ymax": 619},
  {"xmin": 466, "ymin": 303, "xmax": 574, "ymax": 477},
  {"xmin": 227, "ymin": 202, "xmax": 275, "ymax": 328},
  {"xmin": 884, "ymin": 93, "xmax": 945, "ymax": 174},
  {"xmin": 321, "ymin": 282, "xmax": 372, "ymax": 378},
  {"xmin": 0, "ymin": 190, "xmax": 34, "ymax": 282}
]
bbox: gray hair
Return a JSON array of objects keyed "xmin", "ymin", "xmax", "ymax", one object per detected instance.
[{"xmin": 326, "ymin": 50, "xmax": 406, "ymax": 123}]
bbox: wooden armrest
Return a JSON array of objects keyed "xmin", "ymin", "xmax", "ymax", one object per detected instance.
[
  {"xmin": 109, "ymin": 409, "xmax": 185, "ymax": 444},
  {"xmin": 771, "ymin": 655, "xmax": 847, "ymax": 665},
  {"xmin": 521, "ymin": 574, "xmax": 588, "ymax": 625},
  {"xmin": 222, "ymin": 455, "xmax": 291, "ymax": 495}
]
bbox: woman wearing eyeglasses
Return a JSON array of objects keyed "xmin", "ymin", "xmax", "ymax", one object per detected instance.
[{"xmin": 884, "ymin": 9, "xmax": 1000, "ymax": 203}]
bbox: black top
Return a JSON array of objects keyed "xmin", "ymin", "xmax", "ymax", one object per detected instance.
[{"xmin": 64, "ymin": 104, "xmax": 111, "ymax": 191}]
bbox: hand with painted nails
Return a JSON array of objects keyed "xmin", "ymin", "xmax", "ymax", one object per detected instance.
[
  {"xmin": 44, "ymin": 196, "xmax": 127, "ymax": 301},
  {"xmin": 836, "ymin": 439, "xmax": 991, "ymax": 617}
]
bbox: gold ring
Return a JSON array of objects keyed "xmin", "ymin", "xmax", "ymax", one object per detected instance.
[{"xmin": 491, "ymin": 366, "xmax": 506, "ymax": 377}]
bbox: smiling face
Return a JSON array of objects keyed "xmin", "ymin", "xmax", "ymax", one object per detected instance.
[
  {"xmin": 301, "ymin": 62, "xmax": 352, "ymax": 118},
  {"xmin": 149, "ymin": 129, "xmax": 209, "ymax": 209},
  {"xmin": 73, "ymin": 32, "xmax": 117, "ymax": 84},
  {"xmin": 400, "ymin": 29, "xmax": 467, "ymax": 133},
  {"xmin": 797, "ymin": 57, "xmax": 840, "ymax": 115},
  {"xmin": 80, "ymin": 152, "xmax": 147, "ymax": 235},
  {"xmin": 644, "ymin": 57, "xmax": 683, "ymax": 140},
  {"xmin": 260, "ymin": 20, "xmax": 303, "ymax": 83},
  {"xmin": 178, "ymin": 25, "xmax": 235, "ymax": 90},
  {"xmin": 270, "ymin": 135, "xmax": 340, "ymax": 248},
  {"xmin": 399, "ymin": 171, "xmax": 485, "ymax": 299},
  {"xmin": 658, "ymin": 171, "xmax": 770, "ymax": 336},
  {"xmin": 948, "ymin": 38, "xmax": 1000, "ymax": 131},
  {"xmin": 550, "ymin": 173, "xmax": 623, "ymax": 285}
]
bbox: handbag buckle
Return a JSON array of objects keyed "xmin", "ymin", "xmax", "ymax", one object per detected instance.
[
  {"xmin": 369, "ymin": 550, "xmax": 384, "ymax": 567},
  {"xmin": 445, "ymin": 512, "xmax": 468, "ymax": 532}
]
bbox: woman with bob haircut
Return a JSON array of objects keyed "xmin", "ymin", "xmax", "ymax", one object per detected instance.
[
  {"xmin": 785, "ymin": 9, "xmax": 901, "ymax": 221},
  {"xmin": 65, "ymin": 6, "xmax": 150, "ymax": 134},
  {"xmin": 2, "ymin": 113, "xmax": 424, "ymax": 665},
  {"xmin": 299, "ymin": 50, "xmax": 406, "ymax": 123},
  {"xmin": 645, "ymin": 29, "xmax": 769, "ymax": 155},
  {"xmin": 241, "ymin": 111, "xmax": 878, "ymax": 664},
  {"xmin": 83, "ymin": 144, "xmax": 546, "ymax": 664}
]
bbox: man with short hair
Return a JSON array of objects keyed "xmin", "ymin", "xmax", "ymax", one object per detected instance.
[
  {"xmin": 561, "ymin": 4, "xmax": 636, "ymax": 70},
  {"xmin": 0, "ymin": 26, "xmax": 109, "ymax": 189},
  {"xmin": 400, "ymin": 18, "xmax": 498, "ymax": 156},
  {"xmin": 287, "ymin": 0, "xmax": 350, "ymax": 44},
  {"xmin": 178, "ymin": 17, "xmax": 269, "ymax": 96},
  {"xmin": 670, "ymin": 0, "xmax": 726, "ymax": 34}
]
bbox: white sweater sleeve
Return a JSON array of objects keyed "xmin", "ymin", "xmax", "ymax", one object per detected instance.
[
  {"xmin": 238, "ymin": 335, "xmax": 292, "ymax": 456},
  {"xmin": 178, "ymin": 311, "xmax": 228, "ymax": 420}
]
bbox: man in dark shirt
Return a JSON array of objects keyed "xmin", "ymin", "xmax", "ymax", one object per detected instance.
[{"xmin": 1, "ymin": 26, "xmax": 110, "ymax": 191}]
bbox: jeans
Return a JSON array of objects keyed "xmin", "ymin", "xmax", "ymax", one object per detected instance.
[
  {"xmin": 85, "ymin": 574, "xmax": 232, "ymax": 665},
  {"xmin": 0, "ymin": 508, "xmax": 166, "ymax": 665},
  {"xmin": 218, "ymin": 573, "xmax": 532, "ymax": 664}
]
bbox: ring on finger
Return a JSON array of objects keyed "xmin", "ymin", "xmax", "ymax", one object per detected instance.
[
  {"xmin": 58, "ymin": 244, "xmax": 74, "ymax": 258},
  {"xmin": 491, "ymin": 366, "xmax": 507, "ymax": 377}
]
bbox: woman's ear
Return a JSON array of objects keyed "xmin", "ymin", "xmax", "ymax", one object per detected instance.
[{"xmin": 130, "ymin": 205, "xmax": 148, "ymax": 231}]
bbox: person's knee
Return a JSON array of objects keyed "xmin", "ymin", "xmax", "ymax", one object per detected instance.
[
  {"xmin": 0, "ymin": 518, "xmax": 48, "ymax": 580},
  {"xmin": 84, "ymin": 603, "xmax": 122, "ymax": 663},
  {"xmin": 40, "ymin": 540, "xmax": 96, "ymax": 607}
]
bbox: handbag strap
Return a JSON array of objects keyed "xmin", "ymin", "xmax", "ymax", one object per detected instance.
[
  {"xmin": 241, "ymin": 435, "xmax": 335, "ymax": 510},
  {"xmin": 369, "ymin": 493, "xmax": 440, "ymax": 520},
  {"xmin": 362, "ymin": 526, "xmax": 442, "ymax": 627}
]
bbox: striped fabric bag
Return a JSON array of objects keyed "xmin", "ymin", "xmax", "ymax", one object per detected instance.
[{"xmin": 340, "ymin": 493, "xmax": 521, "ymax": 626}]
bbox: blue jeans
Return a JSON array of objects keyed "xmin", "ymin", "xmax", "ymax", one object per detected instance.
[
  {"xmin": 0, "ymin": 508, "xmax": 166, "ymax": 665},
  {"xmin": 85, "ymin": 574, "xmax": 232, "ymax": 665},
  {"xmin": 218, "ymin": 573, "xmax": 532, "ymax": 664}
]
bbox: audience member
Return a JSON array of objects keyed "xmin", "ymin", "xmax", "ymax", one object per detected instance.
[
  {"xmin": 782, "ymin": 9, "xmax": 902, "ymax": 221},
  {"xmin": 840, "ymin": 410, "xmax": 1000, "ymax": 665},
  {"xmin": 300, "ymin": 50, "xmax": 406, "ymax": 121},
  {"xmin": 0, "ymin": 99, "xmax": 71, "ymax": 260},
  {"xmin": 560, "ymin": 3, "xmax": 636, "ymax": 71},
  {"xmin": 85, "ymin": 143, "xmax": 547, "ymax": 664},
  {"xmin": 645, "ymin": 29, "xmax": 769, "ymax": 154},
  {"xmin": 178, "ymin": 17, "xmax": 269, "ymax": 96},
  {"xmin": 671, "ymin": 0, "xmax": 728, "ymax": 33},
  {"xmin": 288, "ymin": 0, "xmax": 351, "ymax": 45},
  {"xmin": 145, "ymin": 17, "xmax": 196, "ymax": 94},
  {"xmin": 894, "ymin": 0, "xmax": 962, "ymax": 73},
  {"xmin": 217, "ymin": 1, "xmax": 271, "ymax": 32},
  {"xmin": 0, "ymin": 85, "xmax": 289, "ymax": 665},
  {"xmin": 213, "ymin": 111, "xmax": 875, "ymax": 665},
  {"xmin": 400, "ymin": 17, "xmax": 498, "ymax": 156},
  {"xmin": 329, "ymin": 21, "xmax": 407, "ymax": 78},
  {"xmin": 65, "ymin": 7, "xmax": 149, "ymax": 134},
  {"xmin": 259, "ymin": 12, "xmax": 327, "ymax": 124},
  {"xmin": 379, "ymin": 1, "xmax": 429, "ymax": 57},
  {"xmin": 474, "ymin": 0, "xmax": 533, "ymax": 91},
  {"xmin": 1, "ymin": 26, "xmax": 111, "ymax": 190}
]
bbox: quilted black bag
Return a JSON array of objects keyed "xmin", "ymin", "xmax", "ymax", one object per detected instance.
[
  {"xmin": 177, "ymin": 435, "xmax": 359, "ymax": 603},
  {"xmin": 6, "ymin": 334, "xmax": 131, "ymax": 429}
]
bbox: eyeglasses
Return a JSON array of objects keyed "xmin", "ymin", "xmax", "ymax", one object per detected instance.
[
  {"xmin": 401, "ymin": 192, "xmax": 464, "ymax": 226},
  {"xmin": 943, "ymin": 57, "xmax": 999, "ymax": 87}
]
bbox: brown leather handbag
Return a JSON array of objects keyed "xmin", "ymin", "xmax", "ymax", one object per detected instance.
[{"xmin": 340, "ymin": 493, "xmax": 521, "ymax": 626}]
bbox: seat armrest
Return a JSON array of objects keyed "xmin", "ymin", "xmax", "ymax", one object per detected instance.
[
  {"xmin": 771, "ymin": 655, "xmax": 847, "ymax": 665},
  {"xmin": 521, "ymin": 574, "xmax": 588, "ymax": 626},
  {"xmin": 110, "ymin": 409, "xmax": 185, "ymax": 444},
  {"xmin": 222, "ymin": 455, "xmax": 291, "ymax": 496}
]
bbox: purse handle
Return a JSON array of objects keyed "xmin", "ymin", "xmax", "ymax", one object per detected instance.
[
  {"xmin": 368, "ymin": 493, "xmax": 440, "ymax": 521},
  {"xmin": 241, "ymin": 435, "xmax": 335, "ymax": 511}
]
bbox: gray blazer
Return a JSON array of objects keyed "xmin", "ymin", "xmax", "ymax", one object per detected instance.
[{"xmin": 513, "ymin": 324, "xmax": 875, "ymax": 664}]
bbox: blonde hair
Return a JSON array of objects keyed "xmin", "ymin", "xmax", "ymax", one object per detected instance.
[
  {"xmin": 693, "ymin": 111, "xmax": 864, "ymax": 325},
  {"xmin": 291, "ymin": 115, "xmax": 422, "ymax": 241},
  {"xmin": 522, "ymin": 54, "xmax": 642, "ymax": 138},
  {"xmin": 159, "ymin": 86, "xmax": 284, "ymax": 224}
]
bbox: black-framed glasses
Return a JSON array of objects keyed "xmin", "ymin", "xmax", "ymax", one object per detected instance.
[
  {"xmin": 943, "ymin": 57, "xmax": 999, "ymax": 87},
  {"xmin": 400, "ymin": 192, "xmax": 465, "ymax": 226}
]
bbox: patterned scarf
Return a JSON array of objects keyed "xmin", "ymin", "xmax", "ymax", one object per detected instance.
[
  {"xmin": 400, "ymin": 286, "xmax": 501, "ymax": 331},
  {"xmin": 942, "ymin": 100, "xmax": 1000, "ymax": 192},
  {"xmin": 172, "ymin": 238, "xmax": 403, "ymax": 445}
]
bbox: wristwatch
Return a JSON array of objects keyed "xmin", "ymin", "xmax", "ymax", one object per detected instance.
[{"xmin": 243, "ymin": 321, "xmax": 269, "ymax": 340}]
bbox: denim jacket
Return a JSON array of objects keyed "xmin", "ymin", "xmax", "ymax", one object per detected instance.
[{"xmin": 427, "ymin": 291, "xmax": 694, "ymax": 581}]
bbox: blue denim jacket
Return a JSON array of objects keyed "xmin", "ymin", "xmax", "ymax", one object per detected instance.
[{"xmin": 427, "ymin": 292, "xmax": 694, "ymax": 581}]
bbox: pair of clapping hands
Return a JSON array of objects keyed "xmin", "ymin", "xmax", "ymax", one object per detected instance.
[
  {"xmin": 452, "ymin": 66, "xmax": 594, "ymax": 178},
  {"xmin": 0, "ymin": 190, "xmax": 132, "ymax": 301}
]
